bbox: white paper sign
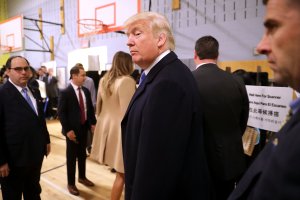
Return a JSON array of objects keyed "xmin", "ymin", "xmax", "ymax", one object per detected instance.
[{"xmin": 246, "ymin": 86, "xmax": 293, "ymax": 132}]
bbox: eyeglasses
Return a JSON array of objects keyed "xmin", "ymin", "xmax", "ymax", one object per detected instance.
[{"xmin": 9, "ymin": 66, "xmax": 31, "ymax": 72}]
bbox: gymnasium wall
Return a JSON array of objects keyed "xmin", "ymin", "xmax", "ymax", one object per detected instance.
[
  {"xmin": 5, "ymin": 0, "xmax": 268, "ymax": 75},
  {"xmin": 0, "ymin": 0, "xmax": 8, "ymax": 66}
]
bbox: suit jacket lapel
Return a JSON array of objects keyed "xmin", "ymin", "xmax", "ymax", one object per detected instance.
[
  {"xmin": 68, "ymin": 84, "xmax": 80, "ymax": 108},
  {"xmin": 124, "ymin": 51, "xmax": 178, "ymax": 118},
  {"xmin": 28, "ymin": 86, "xmax": 44, "ymax": 116},
  {"xmin": 278, "ymin": 109, "xmax": 300, "ymax": 137},
  {"xmin": 6, "ymin": 81, "xmax": 38, "ymax": 116}
]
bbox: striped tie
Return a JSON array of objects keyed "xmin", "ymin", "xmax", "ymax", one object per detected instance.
[
  {"xmin": 139, "ymin": 72, "xmax": 146, "ymax": 85},
  {"xmin": 22, "ymin": 88, "xmax": 36, "ymax": 114}
]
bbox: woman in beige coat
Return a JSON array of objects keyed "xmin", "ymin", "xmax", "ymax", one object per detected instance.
[{"xmin": 91, "ymin": 51, "xmax": 136, "ymax": 200}]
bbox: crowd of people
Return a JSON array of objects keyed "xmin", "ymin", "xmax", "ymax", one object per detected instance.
[{"xmin": 1, "ymin": 0, "xmax": 300, "ymax": 199}]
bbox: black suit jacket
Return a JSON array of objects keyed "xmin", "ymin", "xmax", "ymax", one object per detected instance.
[
  {"xmin": 193, "ymin": 64, "xmax": 249, "ymax": 181},
  {"xmin": 58, "ymin": 84, "xmax": 96, "ymax": 138},
  {"xmin": 0, "ymin": 81, "xmax": 50, "ymax": 167},
  {"xmin": 121, "ymin": 51, "xmax": 211, "ymax": 200},
  {"xmin": 45, "ymin": 76, "xmax": 58, "ymax": 98},
  {"xmin": 229, "ymin": 108, "xmax": 300, "ymax": 199}
]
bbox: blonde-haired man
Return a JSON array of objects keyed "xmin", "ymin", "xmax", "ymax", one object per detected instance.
[{"xmin": 121, "ymin": 12, "xmax": 211, "ymax": 200}]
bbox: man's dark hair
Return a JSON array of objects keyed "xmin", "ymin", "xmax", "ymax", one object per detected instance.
[
  {"xmin": 263, "ymin": 0, "xmax": 300, "ymax": 6},
  {"xmin": 74, "ymin": 63, "xmax": 83, "ymax": 68},
  {"xmin": 70, "ymin": 65, "xmax": 84, "ymax": 79},
  {"xmin": 0, "ymin": 66, "xmax": 6, "ymax": 77},
  {"xmin": 5, "ymin": 56, "xmax": 30, "ymax": 69},
  {"xmin": 195, "ymin": 35, "xmax": 219, "ymax": 60}
]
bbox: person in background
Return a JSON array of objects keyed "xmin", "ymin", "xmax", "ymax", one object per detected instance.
[
  {"xmin": 77, "ymin": 63, "xmax": 97, "ymax": 155},
  {"xmin": 229, "ymin": 0, "xmax": 300, "ymax": 199},
  {"xmin": 0, "ymin": 56, "xmax": 51, "ymax": 199},
  {"xmin": 37, "ymin": 66, "xmax": 47, "ymax": 82},
  {"xmin": 28, "ymin": 67, "xmax": 39, "ymax": 91},
  {"xmin": 67, "ymin": 63, "xmax": 97, "ymax": 155},
  {"xmin": 232, "ymin": 69, "xmax": 256, "ymax": 86},
  {"xmin": 58, "ymin": 65, "xmax": 96, "ymax": 196},
  {"xmin": 130, "ymin": 69, "xmax": 140, "ymax": 84},
  {"xmin": 72, "ymin": 63, "xmax": 97, "ymax": 109},
  {"xmin": 192, "ymin": 35, "xmax": 249, "ymax": 200},
  {"xmin": 45, "ymin": 68, "xmax": 58, "ymax": 119},
  {"xmin": 0, "ymin": 65, "xmax": 8, "ymax": 85},
  {"xmin": 91, "ymin": 51, "xmax": 136, "ymax": 200},
  {"xmin": 121, "ymin": 12, "xmax": 211, "ymax": 200}
]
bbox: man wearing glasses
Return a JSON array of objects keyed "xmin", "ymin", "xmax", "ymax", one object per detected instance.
[{"xmin": 0, "ymin": 56, "xmax": 51, "ymax": 200}]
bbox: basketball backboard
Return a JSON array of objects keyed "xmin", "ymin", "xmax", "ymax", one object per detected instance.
[
  {"xmin": 78, "ymin": 0, "xmax": 141, "ymax": 37},
  {"xmin": 0, "ymin": 15, "xmax": 23, "ymax": 53}
]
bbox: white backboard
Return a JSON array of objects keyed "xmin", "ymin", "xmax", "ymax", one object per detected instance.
[
  {"xmin": 78, "ymin": 0, "xmax": 140, "ymax": 36},
  {"xmin": 0, "ymin": 15, "xmax": 23, "ymax": 53}
]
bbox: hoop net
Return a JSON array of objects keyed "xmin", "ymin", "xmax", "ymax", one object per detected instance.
[
  {"xmin": 77, "ymin": 19, "xmax": 109, "ymax": 48},
  {"xmin": 77, "ymin": 19, "xmax": 108, "ymax": 36}
]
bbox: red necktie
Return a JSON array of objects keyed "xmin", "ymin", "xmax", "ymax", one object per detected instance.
[{"xmin": 78, "ymin": 87, "xmax": 86, "ymax": 124}]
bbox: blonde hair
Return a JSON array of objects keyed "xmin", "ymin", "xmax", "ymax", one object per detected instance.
[
  {"xmin": 102, "ymin": 51, "xmax": 134, "ymax": 96},
  {"xmin": 124, "ymin": 12, "xmax": 175, "ymax": 51}
]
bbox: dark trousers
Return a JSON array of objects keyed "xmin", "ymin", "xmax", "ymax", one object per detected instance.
[
  {"xmin": 66, "ymin": 125, "xmax": 88, "ymax": 185},
  {"xmin": 212, "ymin": 178, "xmax": 236, "ymax": 200},
  {"xmin": 0, "ymin": 165, "xmax": 42, "ymax": 200},
  {"xmin": 46, "ymin": 97, "xmax": 58, "ymax": 118}
]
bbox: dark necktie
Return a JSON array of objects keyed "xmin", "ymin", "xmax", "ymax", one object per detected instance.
[
  {"xmin": 139, "ymin": 72, "xmax": 146, "ymax": 85},
  {"xmin": 78, "ymin": 87, "xmax": 86, "ymax": 124},
  {"xmin": 21, "ymin": 88, "xmax": 36, "ymax": 114}
]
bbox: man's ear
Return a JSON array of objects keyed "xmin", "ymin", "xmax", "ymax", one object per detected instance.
[
  {"xmin": 194, "ymin": 50, "xmax": 198, "ymax": 60},
  {"xmin": 157, "ymin": 32, "xmax": 167, "ymax": 48}
]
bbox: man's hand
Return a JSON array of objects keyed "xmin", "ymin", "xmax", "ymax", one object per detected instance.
[
  {"xmin": 91, "ymin": 125, "xmax": 96, "ymax": 133},
  {"xmin": 0, "ymin": 163, "xmax": 10, "ymax": 178},
  {"xmin": 67, "ymin": 130, "xmax": 77, "ymax": 143}
]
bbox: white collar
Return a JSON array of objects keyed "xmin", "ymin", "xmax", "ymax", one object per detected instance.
[
  {"xmin": 143, "ymin": 50, "xmax": 171, "ymax": 75},
  {"xmin": 196, "ymin": 62, "xmax": 216, "ymax": 69},
  {"xmin": 9, "ymin": 78, "xmax": 29, "ymax": 92},
  {"xmin": 70, "ymin": 81, "xmax": 81, "ymax": 91}
]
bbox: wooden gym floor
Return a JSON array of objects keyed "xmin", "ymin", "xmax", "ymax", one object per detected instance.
[{"xmin": 0, "ymin": 119, "xmax": 123, "ymax": 200}]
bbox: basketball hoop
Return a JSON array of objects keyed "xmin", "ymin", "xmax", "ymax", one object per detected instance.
[
  {"xmin": 77, "ymin": 19, "xmax": 109, "ymax": 48},
  {"xmin": 0, "ymin": 45, "xmax": 13, "ymax": 55},
  {"xmin": 77, "ymin": 18, "xmax": 108, "ymax": 35}
]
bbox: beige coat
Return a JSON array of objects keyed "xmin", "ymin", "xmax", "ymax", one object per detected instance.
[{"xmin": 90, "ymin": 75, "xmax": 136, "ymax": 173}]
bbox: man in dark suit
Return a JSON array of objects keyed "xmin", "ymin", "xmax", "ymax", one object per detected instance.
[
  {"xmin": 121, "ymin": 12, "xmax": 211, "ymax": 200},
  {"xmin": 58, "ymin": 65, "xmax": 96, "ymax": 196},
  {"xmin": 229, "ymin": 0, "xmax": 300, "ymax": 199},
  {"xmin": 192, "ymin": 35, "xmax": 249, "ymax": 199},
  {"xmin": 0, "ymin": 56, "xmax": 51, "ymax": 200},
  {"xmin": 45, "ymin": 68, "xmax": 59, "ymax": 119}
]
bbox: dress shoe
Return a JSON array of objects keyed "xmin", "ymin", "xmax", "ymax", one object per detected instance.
[
  {"xmin": 67, "ymin": 185, "xmax": 80, "ymax": 196},
  {"xmin": 78, "ymin": 178, "xmax": 94, "ymax": 187}
]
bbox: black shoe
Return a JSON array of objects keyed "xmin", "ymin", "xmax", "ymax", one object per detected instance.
[
  {"xmin": 78, "ymin": 178, "xmax": 94, "ymax": 187},
  {"xmin": 67, "ymin": 185, "xmax": 80, "ymax": 196}
]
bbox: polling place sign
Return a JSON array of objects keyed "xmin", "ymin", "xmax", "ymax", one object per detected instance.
[{"xmin": 246, "ymin": 86, "xmax": 293, "ymax": 132}]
